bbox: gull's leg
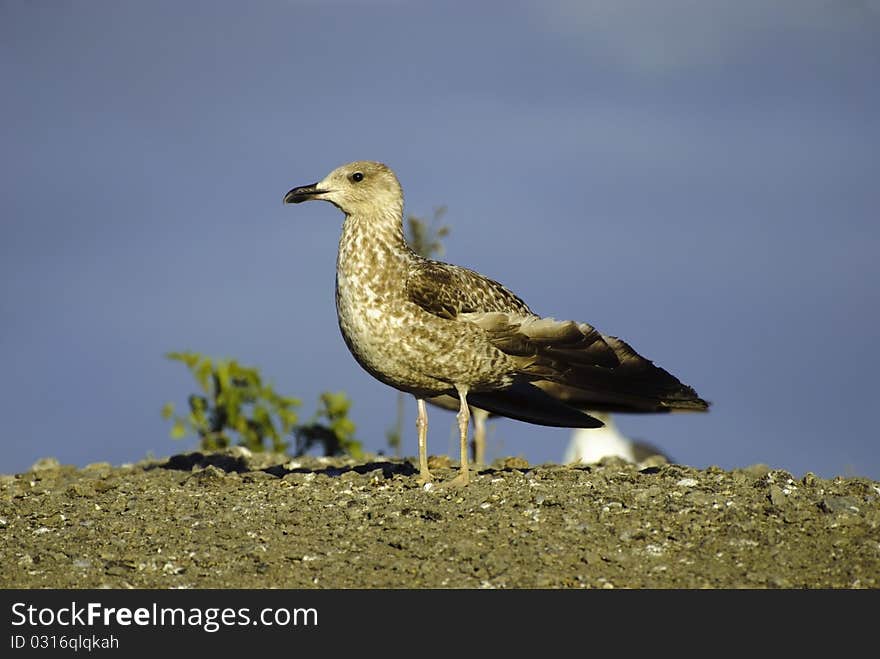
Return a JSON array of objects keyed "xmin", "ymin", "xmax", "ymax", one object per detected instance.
[
  {"xmin": 416, "ymin": 398, "xmax": 433, "ymax": 484},
  {"xmin": 471, "ymin": 407, "xmax": 488, "ymax": 467},
  {"xmin": 444, "ymin": 386, "xmax": 471, "ymax": 487}
]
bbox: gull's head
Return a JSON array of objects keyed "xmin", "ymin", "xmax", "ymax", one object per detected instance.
[{"xmin": 283, "ymin": 161, "xmax": 403, "ymax": 217}]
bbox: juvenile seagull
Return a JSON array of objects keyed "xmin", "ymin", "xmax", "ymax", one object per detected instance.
[{"xmin": 284, "ymin": 161, "xmax": 709, "ymax": 486}]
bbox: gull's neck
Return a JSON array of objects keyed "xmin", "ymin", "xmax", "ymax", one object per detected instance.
[
  {"xmin": 336, "ymin": 203, "xmax": 418, "ymax": 300},
  {"xmin": 343, "ymin": 202, "xmax": 409, "ymax": 250}
]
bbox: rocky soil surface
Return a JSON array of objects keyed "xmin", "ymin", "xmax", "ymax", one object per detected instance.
[{"xmin": 2, "ymin": 450, "xmax": 878, "ymax": 588}]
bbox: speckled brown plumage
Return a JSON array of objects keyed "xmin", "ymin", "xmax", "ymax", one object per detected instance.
[{"xmin": 284, "ymin": 160, "xmax": 709, "ymax": 485}]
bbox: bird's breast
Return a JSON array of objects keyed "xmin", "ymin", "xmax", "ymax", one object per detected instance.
[{"xmin": 333, "ymin": 223, "xmax": 517, "ymax": 395}]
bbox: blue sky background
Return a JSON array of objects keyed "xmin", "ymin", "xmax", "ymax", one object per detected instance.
[{"xmin": 2, "ymin": 0, "xmax": 878, "ymax": 479}]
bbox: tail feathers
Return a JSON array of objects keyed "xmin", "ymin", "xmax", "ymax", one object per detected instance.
[
  {"xmin": 528, "ymin": 334, "xmax": 710, "ymax": 413},
  {"xmin": 559, "ymin": 334, "xmax": 710, "ymax": 412},
  {"xmin": 533, "ymin": 379, "xmax": 709, "ymax": 414},
  {"xmin": 466, "ymin": 311, "xmax": 710, "ymax": 414}
]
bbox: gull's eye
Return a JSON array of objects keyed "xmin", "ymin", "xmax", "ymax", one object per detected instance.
[{"xmin": 351, "ymin": 172, "xmax": 364, "ymax": 183}]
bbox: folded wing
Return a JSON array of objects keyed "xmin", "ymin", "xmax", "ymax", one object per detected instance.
[{"xmin": 406, "ymin": 261, "xmax": 709, "ymax": 422}]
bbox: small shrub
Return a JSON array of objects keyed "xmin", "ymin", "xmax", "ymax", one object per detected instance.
[
  {"xmin": 294, "ymin": 391, "xmax": 363, "ymax": 458},
  {"xmin": 162, "ymin": 352, "xmax": 300, "ymax": 453},
  {"xmin": 163, "ymin": 352, "xmax": 362, "ymax": 457}
]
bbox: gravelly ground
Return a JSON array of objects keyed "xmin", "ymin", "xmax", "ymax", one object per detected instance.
[{"xmin": 2, "ymin": 450, "xmax": 878, "ymax": 589}]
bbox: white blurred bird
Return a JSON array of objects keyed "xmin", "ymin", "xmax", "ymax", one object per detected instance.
[{"xmin": 563, "ymin": 413, "xmax": 670, "ymax": 465}]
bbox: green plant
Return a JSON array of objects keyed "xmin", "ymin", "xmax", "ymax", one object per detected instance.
[
  {"xmin": 162, "ymin": 352, "xmax": 300, "ymax": 453},
  {"xmin": 294, "ymin": 391, "xmax": 363, "ymax": 458},
  {"xmin": 163, "ymin": 352, "xmax": 363, "ymax": 458}
]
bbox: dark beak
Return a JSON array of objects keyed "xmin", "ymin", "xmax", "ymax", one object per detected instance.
[{"xmin": 283, "ymin": 183, "xmax": 325, "ymax": 204}]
